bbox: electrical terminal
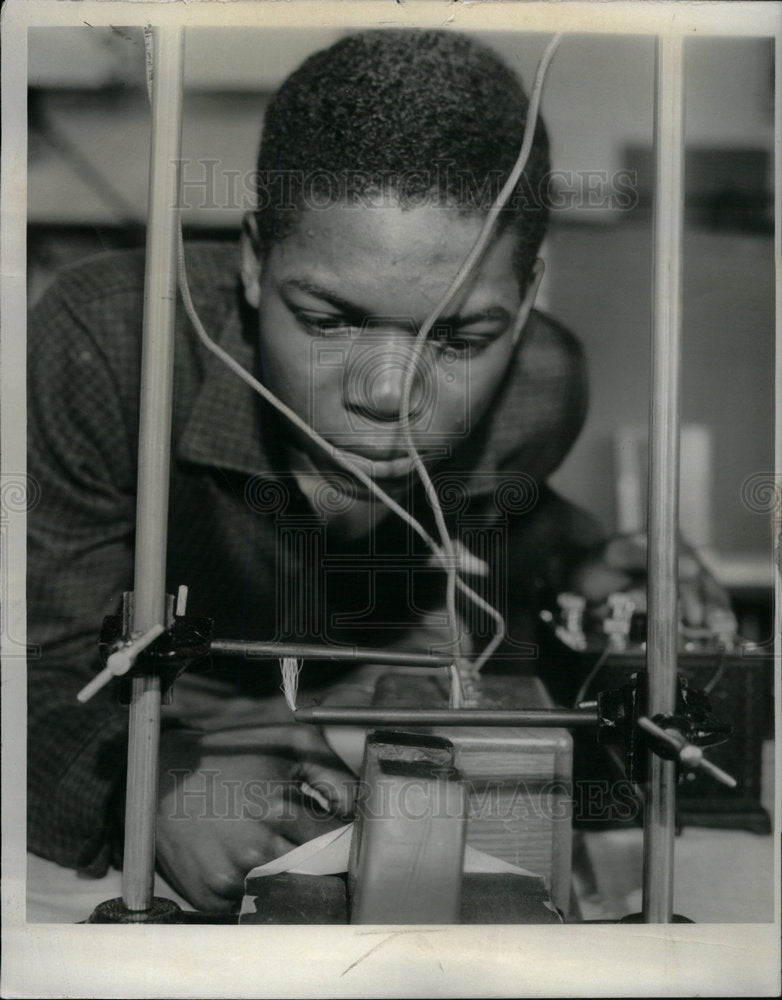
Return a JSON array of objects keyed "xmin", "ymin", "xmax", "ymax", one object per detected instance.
[
  {"xmin": 708, "ymin": 607, "xmax": 739, "ymax": 653},
  {"xmin": 555, "ymin": 592, "xmax": 587, "ymax": 651},
  {"xmin": 603, "ymin": 592, "xmax": 637, "ymax": 652}
]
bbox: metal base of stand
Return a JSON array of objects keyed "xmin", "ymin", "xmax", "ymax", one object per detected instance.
[
  {"xmin": 618, "ymin": 913, "xmax": 694, "ymax": 923},
  {"xmin": 87, "ymin": 896, "xmax": 182, "ymax": 923}
]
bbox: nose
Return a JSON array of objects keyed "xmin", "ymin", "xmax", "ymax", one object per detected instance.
[{"xmin": 343, "ymin": 343, "xmax": 429, "ymax": 423}]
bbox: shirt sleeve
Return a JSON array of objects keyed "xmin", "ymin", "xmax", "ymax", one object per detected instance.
[{"xmin": 27, "ymin": 271, "xmax": 139, "ymax": 873}]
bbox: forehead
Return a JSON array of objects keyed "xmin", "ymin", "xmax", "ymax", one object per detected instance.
[{"xmin": 265, "ymin": 202, "xmax": 521, "ymax": 316}]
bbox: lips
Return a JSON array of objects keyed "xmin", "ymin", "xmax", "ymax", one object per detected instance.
[{"xmin": 333, "ymin": 446, "xmax": 418, "ymax": 480}]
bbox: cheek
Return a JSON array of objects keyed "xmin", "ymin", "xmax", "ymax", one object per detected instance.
[
  {"xmin": 259, "ymin": 304, "xmax": 344, "ymax": 424},
  {"xmin": 258, "ymin": 303, "xmax": 308, "ymax": 397},
  {"xmin": 444, "ymin": 344, "xmax": 514, "ymax": 426}
]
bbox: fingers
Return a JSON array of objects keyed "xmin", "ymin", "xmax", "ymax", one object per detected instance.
[
  {"xmin": 167, "ymin": 723, "xmax": 357, "ymax": 824},
  {"xmin": 156, "ymin": 722, "xmax": 356, "ymax": 913},
  {"xmin": 569, "ymin": 559, "xmax": 633, "ymax": 603},
  {"xmin": 570, "ymin": 533, "xmax": 732, "ymax": 630},
  {"xmin": 600, "ymin": 534, "xmax": 708, "ymax": 625},
  {"xmin": 679, "ymin": 578, "xmax": 705, "ymax": 627},
  {"xmin": 293, "ymin": 756, "xmax": 357, "ymax": 821},
  {"xmin": 287, "ymin": 723, "xmax": 357, "ymax": 820},
  {"xmin": 275, "ymin": 792, "xmax": 350, "ymax": 845},
  {"xmin": 197, "ymin": 722, "xmax": 356, "ymax": 772},
  {"xmin": 603, "ymin": 533, "xmax": 709, "ymax": 583},
  {"xmin": 568, "ymin": 534, "xmax": 648, "ymax": 602},
  {"xmin": 602, "ymin": 533, "xmax": 647, "ymax": 572},
  {"xmin": 679, "ymin": 573, "xmax": 733, "ymax": 627},
  {"xmin": 172, "ymin": 828, "xmax": 297, "ymax": 913},
  {"xmin": 197, "ymin": 725, "xmax": 303, "ymax": 755}
]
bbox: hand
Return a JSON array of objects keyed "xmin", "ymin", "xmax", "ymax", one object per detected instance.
[
  {"xmin": 567, "ymin": 532, "xmax": 734, "ymax": 629},
  {"xmin": 156, "ymin": 723, "xmax": 356, "ymax": 912}
]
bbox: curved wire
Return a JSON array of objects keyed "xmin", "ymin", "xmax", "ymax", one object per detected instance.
[
  {"xmin": 398, "ymin": 33, "xmax": 563, "ymax": 694},
  {"xmin": 156, "ymin": 30, "xmax": 563, "ymax": 698}
]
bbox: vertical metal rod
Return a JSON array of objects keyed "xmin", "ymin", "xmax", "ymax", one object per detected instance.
[
  {"xmin": 642, "ymin": 33, "xmax": 685, "ymax": 924},
  {"xmin": 776, "ymin": 3, "xmax": 782, "ymax": 693},
  {"xmin": 122, "ymin": 26, "xmax": 185, "ymax": 912}
]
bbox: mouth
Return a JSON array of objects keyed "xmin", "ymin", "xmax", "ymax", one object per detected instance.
[
  {"xmin": 332, "ymin": 446, "xmax": 418, "ymax": 481},
  {"xmin": 289, "ymin": 426, "xmax": 443, "ymax": 490}
]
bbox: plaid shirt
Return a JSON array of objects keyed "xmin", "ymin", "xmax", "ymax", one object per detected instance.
[{"xmin": 27, "ymin": 242, "xmax": 601, "ymax": 873}]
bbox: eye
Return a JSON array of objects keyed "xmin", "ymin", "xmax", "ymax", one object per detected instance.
[
  {"xmin": 428, "ymin": 315, "xmax": 507, "ymax": 356},
  {"xmin": 428, "ymin": 324, "xmax": 495, "ymax": 357},
  {"xmin": 451, "ymin": 339, "xmax": 492, "ymax": 357},
  {"xmin": 293, "ymin": 309, "xmax": 356, "ymax": 337}
]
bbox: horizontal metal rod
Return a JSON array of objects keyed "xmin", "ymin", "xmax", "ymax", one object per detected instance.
[
  {"xmin": 293, "ymin": 707, "xmax": 599, "ymax": 727},
  {"xmin": 210, "ymin": 639, "xmax": 454, "ymax": 668}
]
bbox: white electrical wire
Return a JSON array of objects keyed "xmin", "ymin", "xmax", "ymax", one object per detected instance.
[
  {"xmin": 145, "ymin": 30, "xmax": 563, "ymax": 701},
  {"xmin": 397, "ymin": 33, "xmax": 563, "ymax": 691}
]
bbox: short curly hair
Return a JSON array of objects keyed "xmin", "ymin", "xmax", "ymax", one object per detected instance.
[{"xmin": 254, "ymin": 29, "xmax": 550, "ymax": 285}]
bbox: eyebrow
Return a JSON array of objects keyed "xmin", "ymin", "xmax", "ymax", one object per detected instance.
[
  {"xmin": 279, "ymin": 278, "xmax": 364, "ymax": 318},
  {"xmin": 280, "ymin": 278, "xmax": 511, "ymax": 331},
  {"xmin": 440, "ymin": 305, "xmax": 512, "ymax": 329}
]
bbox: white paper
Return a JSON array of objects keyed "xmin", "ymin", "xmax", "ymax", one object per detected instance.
[{"xmin": 240, "ymin": 823, "xmax": 548, "ymax": 918}]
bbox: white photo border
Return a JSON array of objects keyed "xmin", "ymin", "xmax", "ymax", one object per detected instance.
[{"xmin": 2, "ymin": 1, "xmax": 780, "ymax": 997}]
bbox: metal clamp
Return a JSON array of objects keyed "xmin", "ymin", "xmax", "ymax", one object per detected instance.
[
  {"xmin": 596, "ymin": 671, "xmax": 733, "ymax": 785},
  {"xmin": 76, "ymin": 590, "xmax": 213, "ymax": 705}
]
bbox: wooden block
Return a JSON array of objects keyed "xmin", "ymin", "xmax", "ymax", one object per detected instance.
[
  {"xmin": 348, "ymin": 731, "xmax": 468, "ymax": 924},
  {"xmin": 460, "ymin": 873, "xmax": 562, "ymax": 924},
  {"xmin": 241, "ymin": 873, "xmax": 347, "ymax": 924},
  {"xmin": 371, "ymin": 673, "xmax": 573, "ymax": 915}
]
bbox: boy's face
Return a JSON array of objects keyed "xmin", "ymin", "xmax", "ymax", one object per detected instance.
[{"xmin": 242, "ymin": 201, "xmax": 535, "ymax": 490}]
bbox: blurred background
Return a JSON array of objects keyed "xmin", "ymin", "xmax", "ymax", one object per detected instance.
[{"xmin": 27, "ymin": 27, "xmax": 775, "ymax": 640}]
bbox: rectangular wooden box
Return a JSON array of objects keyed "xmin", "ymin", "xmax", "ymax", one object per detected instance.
[{"xmin": 371, "ymin": 672, "xmax": 573, "ymax": 914}]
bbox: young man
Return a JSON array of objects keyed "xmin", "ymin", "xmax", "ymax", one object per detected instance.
[{"xmin": 27, "ymin": 29, "xmax": 726, "ymax": 913}]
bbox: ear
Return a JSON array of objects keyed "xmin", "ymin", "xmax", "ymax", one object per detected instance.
[
  {"xmin": 240, "ymin": 212, "xmax": 264, "ymax": 310},
  {"xmin": 511, "ymin": 258, "xmax": 545, "ymax": 346}
]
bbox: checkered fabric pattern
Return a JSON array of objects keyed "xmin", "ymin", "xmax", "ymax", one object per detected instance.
[{"xmin": 27, "ymin": 241, "xmax": 601, "ymax": 873}]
